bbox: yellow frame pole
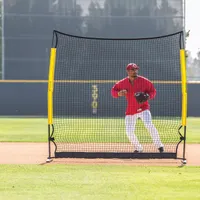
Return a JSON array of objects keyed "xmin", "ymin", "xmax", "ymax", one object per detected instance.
[
  {"xmin": 180, "ymin": 49, "xmax": 187, "ymax": 126},
  {"xmin": 48, "ymin": 48, "xmax": 56, "ymax": 125}
]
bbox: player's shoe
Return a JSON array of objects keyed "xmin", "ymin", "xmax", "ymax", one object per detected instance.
[
  {"xmin": 158, "ymin": 147, "xmax": 164, "ymax": 153},
  {"xmin": 134, "ymin": 150, "xmax": 143, "ymax": 153}
]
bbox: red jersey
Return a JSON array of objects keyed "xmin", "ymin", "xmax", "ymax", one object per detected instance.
[{"xmin": 111, "ymin": 76, "xmax": 156, "ymax": 115}]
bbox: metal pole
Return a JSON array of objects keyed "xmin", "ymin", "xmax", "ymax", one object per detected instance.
[
  {"xmin": 184, "ymin": 0, "xmax": 186, "ymax": 47},
  {"xmin": 2, "ymin": 0, "xmax": 5, "ymax": 79},
  {"xmin": 46, "ymin": 124, "xmax": 52, "ymax": 162},
  {"xmin": 48, "ymin": 125, "xmax": 51, "ymax": 158},
  {"xmin": 182, "ymin": 126, "xmax": 187, "ymax": 164},
  {"xmin": 182, "ymin": 1, "xmax": 187, "ymax": 165}
]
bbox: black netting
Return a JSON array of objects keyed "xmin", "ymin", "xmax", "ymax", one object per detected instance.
[{"xmin": 52, "ymin": 31, "xmax": 183, "ymax": 155}]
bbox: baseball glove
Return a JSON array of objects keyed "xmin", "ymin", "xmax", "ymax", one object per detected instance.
[{"xmin": 134, "ymin": 92, "xmax": 149, "ymax": 103}]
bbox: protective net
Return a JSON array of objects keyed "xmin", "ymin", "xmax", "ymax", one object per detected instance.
[{"xmin": 51, "ymin": 31, "xmax": 184, "ymax": 158}]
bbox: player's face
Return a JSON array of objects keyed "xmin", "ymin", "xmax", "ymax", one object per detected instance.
[{"xmin": 127, "ymin": 69, "xmax": 138, "ymax": 78}]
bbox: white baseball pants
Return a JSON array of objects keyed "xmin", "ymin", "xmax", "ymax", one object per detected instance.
[{"xmin": 125, "ymin": 110, "xmax": 164, "ymax": 151}]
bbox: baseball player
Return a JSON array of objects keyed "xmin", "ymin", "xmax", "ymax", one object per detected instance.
[{"xmin": 111, "ymin": 63, "xmax": 164, "ymax": 153}]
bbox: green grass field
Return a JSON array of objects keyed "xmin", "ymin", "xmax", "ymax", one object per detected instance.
[
  {"xmin": 0, "ymin": 165, "xmax": 200, "ymax": 200},
  {"xmin": 0, "ymin": 117, "xmax": 199, "ymax": 143},
  {"xmin": 0, "ymin": 118, "xmax": 199, "ymax": 200}
]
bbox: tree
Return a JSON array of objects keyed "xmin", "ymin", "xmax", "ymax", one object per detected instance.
[
  {"xmin": 186, "ymin": 50, "xmax": 195, "ymax": 80},
  {"xmin": 30, "ymin": 0, "xmax": 83, "ymax": 36},
  {"xmin": 185, "ymin": 30, "xmax": 200, "ymax": 81},
  {"xmin": 132, "ymin": 2, "xmax": 158, "ymax": 37},
  {"xmin": 53, "ymin": 1, "xmax": 83, "ymax": 36},
  {"xmin": 30, "ymin": 0, "xmax": 53, "ymax": 36},
  {"xmin": 85, "ymin": 1, "xmax": 104, "ymax": 37},
  {"xmin": 86, "ymin": 0, "xmax": 181, "ymax": 38},
  {"xmin": 102, "ymin": 0, "xmax": 127, "ymax": 37},
  {"xmin": 156, "ymin": 0, "xmax": 181, "ymax": 35},
  {"xmin": 4, "ymin": 0, "xmax": 30, "ymax": 36},
  {"xmin": 185, "ymin": 30, "xmax": 190, "ymax": 58},
  {"xmin": 191, "ymin": 50, "xmax": 200, "ymax": 80}
]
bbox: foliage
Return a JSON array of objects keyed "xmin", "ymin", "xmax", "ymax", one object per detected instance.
[{"xmin": 86, "ymin": 0, "xmax": 182, "ymax": 37}]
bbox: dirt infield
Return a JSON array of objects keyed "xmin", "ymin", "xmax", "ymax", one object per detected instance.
[{"xmin": 0, "ymin": 143, "xmax": 200, "ymax": 166}]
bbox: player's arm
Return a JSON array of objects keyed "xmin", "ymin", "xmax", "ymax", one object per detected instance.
[
  {"xmin": 146, "ymin": 80, "xmax": 156, "ymax": 100},
  {"xmin": 111, "ymin": 82, "xmax": 127, "ymax": 98}
]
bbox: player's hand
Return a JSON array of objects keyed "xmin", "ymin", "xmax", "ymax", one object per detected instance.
[{"xmin": 118, "ymin": 90, "xmax": 127, "ymax": 97}]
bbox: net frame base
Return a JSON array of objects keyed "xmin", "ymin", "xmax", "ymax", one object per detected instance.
[{"xmin": 55, "ymin": 152, "xmax": 177, "ymax": 159}]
